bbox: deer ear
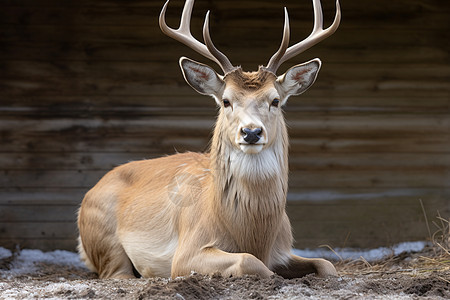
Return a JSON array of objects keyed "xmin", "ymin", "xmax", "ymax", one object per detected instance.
[
  {"xmin": 179, "ymin": 57, "xmax": 225, "ymax": 96},
  {"xmin": 276, "ymin": 59, "xmax": 321, "ymax": 102}
]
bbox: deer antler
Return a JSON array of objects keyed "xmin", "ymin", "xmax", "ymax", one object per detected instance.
[
  {"xmin": 265, "ymin": 0, "xmax": 341, "ymax": 74},
  {"xmin": 159, "ymin": 0, "xmax": 235, "ymax": 74}
]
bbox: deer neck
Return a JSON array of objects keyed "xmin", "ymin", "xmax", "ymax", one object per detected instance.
[{"xmin": 207, "ymin": 114, "xmax": 289, "ymax": 259}]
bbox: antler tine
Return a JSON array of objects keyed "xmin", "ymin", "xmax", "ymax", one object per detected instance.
[
  {"xmin": 265, "ymin": 0, "xmax": 341, "ymax": 73},
  {"xmin": 264, "ymin": 8, "xmax": 290, "ymax": 74},
  {"xmin": 159, "ymin": 0, "xmax": 234, "ymax": 73},
  {"xmin": 203, "ymin": 11, "xmax": 235, "ymax": 73},
  {"xmin": 159, "ymin": 0, "xmax": 217, "ymax": 63}
]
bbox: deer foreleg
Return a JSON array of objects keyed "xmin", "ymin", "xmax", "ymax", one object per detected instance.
[{"xmin": 171, "ymin": 247, "xmax": 273, "ymax": 278}]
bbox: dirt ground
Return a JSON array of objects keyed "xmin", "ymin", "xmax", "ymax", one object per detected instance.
[{"xmin": 1, "ymin": 246, "xmax": 449, "ymax": 300}]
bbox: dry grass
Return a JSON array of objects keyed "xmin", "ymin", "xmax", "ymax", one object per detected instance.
[{"xmin": 336, "ymin": 212, "xmax": 450, "ymax": 279}]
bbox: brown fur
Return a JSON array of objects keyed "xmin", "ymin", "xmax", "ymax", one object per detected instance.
[{"xmin": 224, "ymin": 67, "xmax": 276, "ymax": 90}]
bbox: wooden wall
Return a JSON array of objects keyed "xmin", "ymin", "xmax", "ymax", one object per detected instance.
[{"xmin": 0, "ymin": 0, "xmax": 449, "ymax": 251}]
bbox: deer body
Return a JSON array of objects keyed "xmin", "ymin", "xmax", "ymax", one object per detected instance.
[{"xmin": 78, "ymin": 0, "xmax": 341, "ymax": 279}]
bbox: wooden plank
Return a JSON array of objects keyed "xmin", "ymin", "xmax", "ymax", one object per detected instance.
[
  {"xmin": 0, "ymin": 33, "xmax": 447, "ymax": 62},
  {"xmin": 291, "ymin": 220, "xmax": 430, "ymax": 249},
  {"xmin": 0, "ymin": 168, "xmax": 448, "ymax": 189},
  {"xmin": 0, "ymin": 100, "xmax": 448, "ymax": 119},
  {"xmin": 0, "ymin": 95, "xmax": 214, "ymax": 108},
  {"xmin": 1, "ymin": 19, "xmax": 447, "ymax": 45},
  {"xmin": 0, "ymin": 152, "xmax": 154, "ymax": 170},
  {"xmin": 288, "ymin": 153, "xmax": 450, "ymax": 171},
  {"xmin": 1, "ymin": 115, "xmax": 448, "ymax": 136},
  {"xmin": 1, "ymin": 74, "xmax": 448, "ymax": 98},
  {"xmin": 1, "ymin": 61, "xmax": 448, "ymax": 98},
  {"xmin": 0, "ymin": 239, "xmax": 77, "ymax": 252},
  {"xmin": 2, "ymin": 93, "xmax": 449, "ymax": 115},
  {"xmin": 0, "ymin": 118, "xmax": 215, "ymax": 135},
  {"xmin": 1, "ymin": 8, "xmax": 447, "ymax": 47},
  {"xmin": 287, "ymin": 196, "xmax": 450, "ymax": 248},
  {"xmin": 0, "ymin": 0, "xmax": 445, "ymax": 11},
  {"xmin": 0, "ymin": 131, "xmax": 447, "ymax": 154},
  {"xmin": 0, "ymin": 189, "xmax": 86, "ymax": 205},
  {"xmin": 0, "ymin": 116, "xmax": 448, "ymax": 154},
  {"xmin": 0, "ymin": 0, "xmax": 447, "ymax": 30},
  {"xmin": 1, "ymin": 6, "xmax": 448, "ymax": 31},
  {"xmin": 0, "ymin": 187, "xmax": 446, "ymax": 205},
  {"xmin": 1, "ymin": 78, "xmax": 448, "ymax": 102},
  {"xmin": 0, "ymin": 134, "xmax": 210, "ymax": 154},
  {"xmin": 290, "ymin": 136, "xmax": 449, "ymax": 154},
  {"xmin": 288, "ymin": 170, "xmax": 450, "ymax": 189},
  {"xmin": 287, "ymin": 187, "xmax": 450, "ymax": 203},
  {"xmin": 1, "ymin": 152, "xmax": 449, "ymax": 172},
  {"xmin": 1, "ymin": 131, "xmax": 447, "ymax": 155},
  {"xmin": 2, "ymin": 61, "xmax": 448, "ymax": 83},
  {"xmin": 0, "ymin": 204, "xmax": 78, "ymax": 222},
  {"xmin": 286, "ymin": 115, "xmax": 450, "ymax": 137},
  {"xmin": 1, "ymin": 61, "xmax": 448, "ymax": 93},
  {"xmin": 0, "ymin": 170, "xmax": 105, "ymax": 188},
  {"xmin": 0, "ymin": 222, "xmax": 77, "ymax": 239}
]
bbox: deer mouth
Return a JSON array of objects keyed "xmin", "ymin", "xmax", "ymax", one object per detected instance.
[
  {"xmin": 239, "ymin": 143, "xmax": 265, "ymax": 146},
  {"xmin": 239, "ymin": 143, "xmax": 265, "ymax": 154}
]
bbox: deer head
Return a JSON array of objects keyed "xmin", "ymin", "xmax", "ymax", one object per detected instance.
[{"xmin": 160, "ymin": 0, "xmax": 341, "ymax": 155}]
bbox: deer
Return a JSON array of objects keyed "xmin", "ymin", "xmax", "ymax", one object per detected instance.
[{"xmin": 77, "ymin": 0, "xmax": 341, "ymax": 279}]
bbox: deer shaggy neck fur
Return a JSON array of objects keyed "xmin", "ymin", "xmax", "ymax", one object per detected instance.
[{"xmin": 207, "ymin": 108, "xmax": 289, "ymax": 262}]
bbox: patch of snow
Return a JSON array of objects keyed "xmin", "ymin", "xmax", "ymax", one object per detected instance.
[
  {"xmin": 293, "ymin": 241, "xmax": 428, "ymax": 262},
  {"xmin": 0, "ymin": 247, "xmax": 12, "ymax": 260},
  {"xmin": 22, "ymin": 249, "xmax": 82, "ymax": 267},
  {"xmin": 0, "ymin": 248, "xmax": 86, "ymax": 279}
]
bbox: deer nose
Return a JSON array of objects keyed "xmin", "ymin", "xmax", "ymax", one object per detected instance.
[{"xmin": 241, "ymin": 127, "xmax": 262, "ymax": 144}]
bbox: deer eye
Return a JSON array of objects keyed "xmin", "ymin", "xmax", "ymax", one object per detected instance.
[
  {"xmin": 223, "ymin": 99, "xmax": 231, "ymax": 108},
  {"xmin": 271, "ymin": 98, "xmax": 280, "ymax": 107}
]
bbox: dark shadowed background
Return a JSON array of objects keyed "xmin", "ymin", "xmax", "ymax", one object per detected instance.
[{"xmin": 0, "ymin": 0, "xmax": 449, "ymax": 251}]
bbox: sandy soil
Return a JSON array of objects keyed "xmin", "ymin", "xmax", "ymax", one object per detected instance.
[{"xmin": 1, "ymin": 248, "xmax": 449, "ymax": 299}]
